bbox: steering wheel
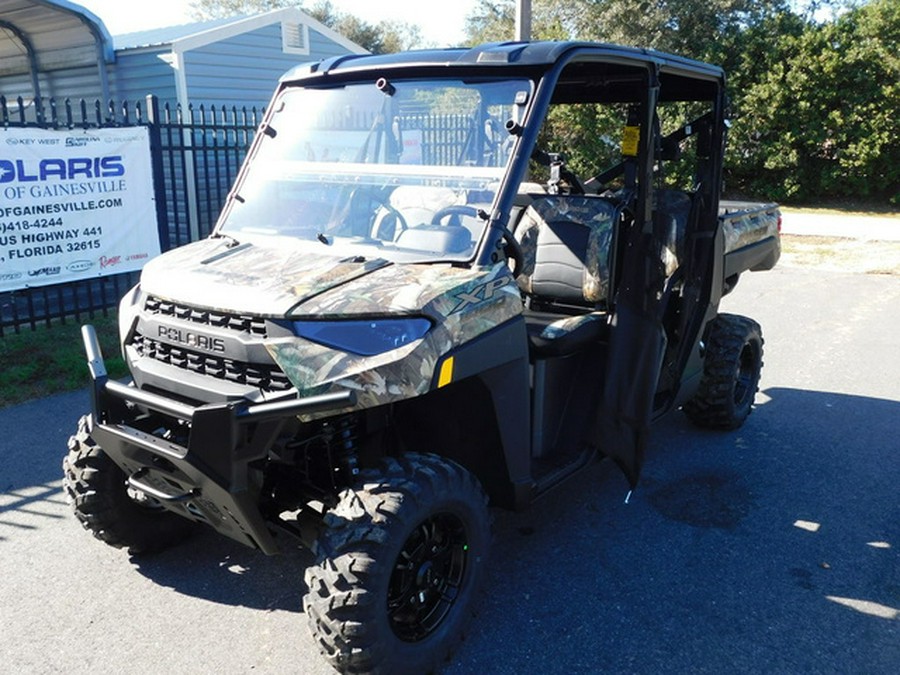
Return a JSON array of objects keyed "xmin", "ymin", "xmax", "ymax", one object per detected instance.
[
  {"xmin": 502, "ymin": 228, "xmax": 523, "ymax": 278},
  {"xmin": 370, "ymin": 202, "xmax": 408, "ymax": 241},
  {"xmin": 431, "ymin": 205, "xmax": 480, "ymax": 226},
  {"xmin": 350, "ymin": 187, "xmax": 407, "ymax": 240}
]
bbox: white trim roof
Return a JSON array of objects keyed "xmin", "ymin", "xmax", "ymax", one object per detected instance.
[{"xmin": 112, "ymin": 7, "xmax": 367, "ymax": 56}]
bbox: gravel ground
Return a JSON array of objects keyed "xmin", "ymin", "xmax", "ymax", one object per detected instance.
[{"xmin": 780, "ymin": 235, "xmax": 900, "ymax": 276}]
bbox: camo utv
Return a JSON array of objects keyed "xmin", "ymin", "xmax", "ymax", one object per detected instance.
[{"xmin": 64, "ymin": 41, "xmax": 779, "ymax": 674}]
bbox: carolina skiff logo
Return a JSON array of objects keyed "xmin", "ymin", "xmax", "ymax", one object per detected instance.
[{"xmin": 65, "ymin": 136, "xmax": 101, "ymax": 147}]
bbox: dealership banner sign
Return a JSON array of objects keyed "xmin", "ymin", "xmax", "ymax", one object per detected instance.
[{"xmin": 0, "ymin": 126, "xmax": 160, "ymax": 292}]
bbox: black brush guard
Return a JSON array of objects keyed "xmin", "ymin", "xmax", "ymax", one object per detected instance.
[{"xmin": 81, "ymin": 325, "xmax": 355, "ymax": 555}]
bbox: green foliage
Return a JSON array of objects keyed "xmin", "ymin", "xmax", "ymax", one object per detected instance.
[
  {"xmin": 536, "ymin": 103, "xmax": 624, "ymax": 179},
  {"xmin": 727, "ymin": 0, "xmax": 899, "ymax": 203},
  {"xmin": 462, "ymin": 0, "xmax": 791, "ymax": 54},
  {"xmin": 463, "ymin": 0, "xmax": 897, "ymax": 206},
  {"xmin": 304, "ymin": 1, "xmax": 422, "ymax": 54},
  {"xmin": 464, "ymin": 0, "xmax": 515, "ymax": 45},
  {"xmin": 0, "ymin": 314, "xmax": 126, "ymax": 408},
  {"xmin": 190, "ymin": 0, "xmax": 294, "ymax": 17}
]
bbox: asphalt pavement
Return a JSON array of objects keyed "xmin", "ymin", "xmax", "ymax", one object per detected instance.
[{"xmin": 1, "ymin": 264, "xmax": 898, "ymax": 674}]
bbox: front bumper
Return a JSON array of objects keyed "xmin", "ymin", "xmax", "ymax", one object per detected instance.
[{"xmin": 81, "ymin": 325, "xmax": 354, "ymax": 555}]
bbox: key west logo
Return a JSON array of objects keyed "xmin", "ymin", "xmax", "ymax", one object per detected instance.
[{"xmin": 0, "ymin": 156, "xmax": 125, "ymax": 183}]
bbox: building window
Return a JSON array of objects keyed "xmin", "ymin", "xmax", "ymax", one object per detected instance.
[{"xmin": 282, "ymin": 21, "xmax": 310, "ymax": 55}]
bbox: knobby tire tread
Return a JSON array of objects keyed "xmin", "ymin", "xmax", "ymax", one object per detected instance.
[
  {"xmin": 62, "ymin": 414, "xmax": 195, "ymax": 554},
  {"xmin": 683, "ymin": 313, "xmax": 763, "ymax": 430},
  {"xmin": 303, "ymin": 453, "xmax": 490, "ymax": 675}
]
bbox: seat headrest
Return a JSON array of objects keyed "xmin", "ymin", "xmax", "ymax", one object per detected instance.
[{"xmin": 514, "ymin": 196, "xmax": 617, "ymax": 305}]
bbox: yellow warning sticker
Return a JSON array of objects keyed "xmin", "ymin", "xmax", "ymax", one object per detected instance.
[{"xmin": 621, "ymin": 125, "xmax": 640, "ymax": 157}]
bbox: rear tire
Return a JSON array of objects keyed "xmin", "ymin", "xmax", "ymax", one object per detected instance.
[
  {"xmin": 683, "ymin": 314, "xmax": 763, "ymax": 430},
  {"xmin": 304, "ymin": 453, "xmax": 491, "ymax": 675},
  {"xmin": 62, "ymin": 414, "xmax": 196, "ymax": 554}
]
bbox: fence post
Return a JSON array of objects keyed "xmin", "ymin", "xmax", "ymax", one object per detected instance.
[{"xmin": 146, "ymin": 94, "xmax": 172, "ymax": 252}]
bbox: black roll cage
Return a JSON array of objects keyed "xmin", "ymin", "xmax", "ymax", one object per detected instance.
[{"xmin": 227, "ymin": 41, "xmax": 726, "ymax": 276}]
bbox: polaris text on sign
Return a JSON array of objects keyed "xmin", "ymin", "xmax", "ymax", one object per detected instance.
[{"xmin": 0, "ymin": 127, "xmax": 160, "ymax": 292}]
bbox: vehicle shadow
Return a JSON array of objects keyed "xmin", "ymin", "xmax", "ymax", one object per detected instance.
[
  {"xmin": 128, "ymin": 530, "xmax": 314, "ymax": 613},
  {"xmin": 5, "ymin": 385, "xmax": 898, "ymax": 666},
  {"xmin": 446, "ymin": 386, "xmax": 900, "ymax": 673},
  {"xmin": 1, "ymin": 388, "xmax": 314, "ymax": 612}
]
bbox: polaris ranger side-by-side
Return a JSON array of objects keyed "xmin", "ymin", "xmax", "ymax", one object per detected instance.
[{"xmin": 64, "ymin": 42, "xmax": 780, "ymax": 674}]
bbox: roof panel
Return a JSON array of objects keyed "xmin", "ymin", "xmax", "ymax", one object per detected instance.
[
  {"xmin": 112, "ymin": 17, "xmax": 240, "ymax": 51},
  {"xmin": 112, "ymin": 7, "xmax": 366, "ymax": 56},
  {"xmin": 0, "ymin": 0, "xmax": 114, "ymax": 75},
  {"xmin": 280, "ymin": 41, "xmax": 723, "ymax": 87}
]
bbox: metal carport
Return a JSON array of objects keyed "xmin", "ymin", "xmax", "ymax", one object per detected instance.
[{"xmin": 0, "ymin": 0, "xmax": 114, "ymax": 116}]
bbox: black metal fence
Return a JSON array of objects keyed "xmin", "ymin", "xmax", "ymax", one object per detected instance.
[
  {"xmin": 0, "ymin": 97, "xmax": 479, "ymax": 336},
  {"xmin": 0, "ymin": 95, "xmax": 261, "ymax": 335}
]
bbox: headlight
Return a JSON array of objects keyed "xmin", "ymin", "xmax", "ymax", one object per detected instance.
[{"xmin": 292, "ymin": 318, "xmax": 431, "ymax": 356}]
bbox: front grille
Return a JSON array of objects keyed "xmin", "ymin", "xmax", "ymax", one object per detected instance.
[
  {"xmin": 145, "ymin": 295, "xmax": 267, "ymax": 337},
  {"xmin": 132, "ymin": 333, "xmax": 292, "ymax": 392}
]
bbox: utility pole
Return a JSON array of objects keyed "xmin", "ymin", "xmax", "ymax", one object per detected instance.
[{"xmin": 516, "ymin": 0, "xmax": 532, "ymax": 41}]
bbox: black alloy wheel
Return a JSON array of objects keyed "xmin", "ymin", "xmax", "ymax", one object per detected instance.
[
  {"xmin": 304, "ymin": 453, "xmax": 491, "ymax": 675},
  {"xmin": 388, "ymin": 512, "xmax": 469, "ymax": 642}
]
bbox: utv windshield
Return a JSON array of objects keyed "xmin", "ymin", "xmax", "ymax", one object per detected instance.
[{"xmin": 218, "ymin": 78, "xmax": 529, "ymax": 262}]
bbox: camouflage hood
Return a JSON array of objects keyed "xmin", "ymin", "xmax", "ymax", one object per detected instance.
[{"xmin": 139, "ymin": 238, "xmax": 391, "ymax": 316}]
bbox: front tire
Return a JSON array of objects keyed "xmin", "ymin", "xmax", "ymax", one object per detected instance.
[
  {"xmin": 304, "ymin": 453, "xmax": 491, "ymax": 675},
  {"xmin": 62, "ymin": 414, "xmax": 196, "ymax": 554},
  {"xmin": 683, "ymin": 314, "xmax": 764, "ymax": 430}
]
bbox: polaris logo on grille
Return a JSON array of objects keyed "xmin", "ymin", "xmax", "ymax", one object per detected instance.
[{"xmin": 157, "ymin": 325, "xmax": 226, "ymax": 353}]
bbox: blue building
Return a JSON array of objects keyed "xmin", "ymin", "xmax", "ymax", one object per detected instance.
[{"xmin": 0, "ymin": 1, "xmax": 366, "ymax": 115}]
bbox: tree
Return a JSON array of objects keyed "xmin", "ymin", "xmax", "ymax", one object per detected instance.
[
  {"xmin": 462, "ymin": 0, "xmax": 793, "ymax": 61},
  {"xmin": 463, "ymin": 0, "xmax": 580, "ymax": 46},
  {"xmin": 728, "ymin": 0, "xmax": 900, "ymax": 202},
  {"xmin": 190, "ymin": 0, "xmax": 293, "ymax": 16},
  {"xmin": 189, "ymin": 0, "xmax": 422, "ymax": 53},
  {"xmin": 462, "ymin": 1, "xmax": 795, "ymax": 179},
  {"xmin": 463, "ymin": 0, "xmax": 895, "ymax": 205}
]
